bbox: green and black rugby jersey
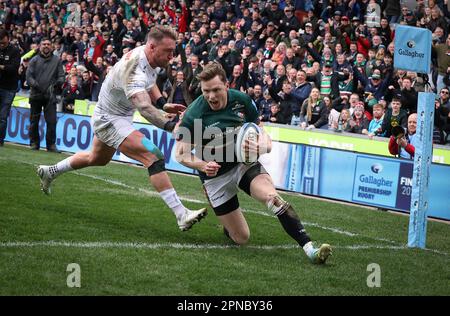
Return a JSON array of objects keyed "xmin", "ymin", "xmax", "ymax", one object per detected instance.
[{"xmin": 178, "ymin": 89, "xmax": 259, "ymax": 179}]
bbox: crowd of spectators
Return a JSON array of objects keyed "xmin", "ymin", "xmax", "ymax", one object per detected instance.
[{"xmin": 1, "ymin": 0, "xmax": 449, "ymax": 145}]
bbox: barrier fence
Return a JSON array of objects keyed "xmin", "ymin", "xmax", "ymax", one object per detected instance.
[{"xmin": 5, "ymin": 105, "xmax": 449, "ymax": 220}]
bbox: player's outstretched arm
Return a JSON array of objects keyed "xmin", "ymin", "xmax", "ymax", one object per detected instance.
[
  {"xmin": 130, "ymin": 91, "xmax": 174, "ymax": 131},
  {"xmin": 149, "ymin": 84, "xmax": 186, "ymax": 114}
]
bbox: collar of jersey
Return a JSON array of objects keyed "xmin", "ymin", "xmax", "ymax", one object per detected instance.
[{"xmin": 139, "ymin": 47, "xmax": 158, "ymax": 73}]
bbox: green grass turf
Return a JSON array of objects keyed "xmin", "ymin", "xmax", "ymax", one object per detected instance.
[{"xmin": 0, "ymin": 144, "xmax": 449, "ymax": 295}]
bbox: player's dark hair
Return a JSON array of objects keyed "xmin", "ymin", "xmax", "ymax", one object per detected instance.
[{"xmin": 197, "ymin": 62, "xmax": 227, "ymax": 83}]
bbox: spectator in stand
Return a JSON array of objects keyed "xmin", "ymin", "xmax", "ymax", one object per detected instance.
[
  {"xmin": 433, "ymin": 98, "xmax": 447, "ymax": 144},
  {"xmin": 85, "ymin": 56, "xmax": 106, "ymax": 102},
  {"xmin": 84, "ymin": 33, "xmax": 105, "ymax": 64},
  {"xmin": 301, "ymin": 22, "xmax": 315, "ymax": 44},
  {"xmin": 353, "ymin": 67, "xmax": 393, "ymax": 102},
  {"xmin": 180, "ymin": 50, "xmax": 203, "ymax": 100},
  {"xmin": 379, "ymin": 97, "xmax": 408, "ymax": 138},
  {"xmin": 306, "ymin": 60, "xmax": 350, "ymax": 100},
  {"xmin": 167, "ymin": 70, "xmax": 192, "ymax": 107},
  {"xmin": 291, "ymin": 70, "xmax": 312, "ymax": 125},
  {"xmin": 267, "ymin": 78, "xmax": 295, "ymax": 125},
  {"xmin": 333, "ymin": 108, "xmax": 352, "ymax": 132},
  {"xmin": 436, "ymin": 88, "xmax": 450, "ymax": 142},
  {"xmin": 262, "ymin": 1, "xmax": 283, "ymax": 26},
  {"xmin": 18, "ymin": 58, "xmax": 31, "ymax": 95},
  {"xmin": 103, "ymin": 44, "xmax": 118, "ymax": 66},
  {"xmin": 383, "ymin": 0, "xmax": 401, "ymax": 24},
  {"xmin": 26, "ymin": 37, "xmax": 65, "ymax": 152},
  {"xmin": 286, "ymin": 68, "xmax": 298, "ymax": 85},
  {"xmin": 80, "ymin": 71, "xmax": 92, "ymax": 101},
  {"xmin": 62, "ymin": 75, "xmax": 84, "ymax": 114},
  {"xmin": 348, "ymin": 103, "xmax": 370, "ymax": 134},
  {"xmin": 271, "ymin": 42, "xmax": 287, "ymax": 66},
  {"xmin": 269, "ymin": 64, "xmax": 287, "ymax": 94},
  {"xmin": 268, "ymin": 102, "xmax": 285, "ymax": 124},
  {"xmin": 164, "ymin": 2, "xmax": 188, "ymax": 34},
  {"xmin": 398, "ymin": 76, "xmax": 418, "ymax": 114},
  {"xmin": 0, "ymin": 29, "xmax": 21, "ymax": 147},
  {"xmin": 279, "ymin": 6, "xmax": 300, "ymax": 34},
  {"xmin": 386, "ymin": 76, "xmax": 418, "ymax": 114},
  {"xmin": 368, "ymin": 103, "xmax": 386, "ymax": 138},
  {"xmin": 0, "ymin": 0, "xmax": 448, "ymax": 147},
  {"xmin": 389, "ymin": 113, "xmax": 418, "ymax": 159},
  {"xmin": 262, "ymin": 37, "xmax": 276, "ymax": 60},
  {"xmin": 229, "ymin": 64, "xmax": 248, "ymax": 93},
  {"xmin": 299, "ymin": 87, "xmax": 328, "ymax": 130},
  {"xmin": 63, "ymin": 53, "xmax": 75, "ymax": 74},
  {"xmin": 258, "ymin": 89, "xmax": 273, "ymax": 123},
  {"xmin": 438, "ymin": 87, "xmax": 450, "ymax": 111},
  {"xmin": 216, "ymin": 43, "xmax": 240, "ymax": 78},
  {"xmin": 431, "ymin": 34, "xmax": 450, "ymax": 93},
  {"xmin": 283, "ymin": 47, "xmax": 302, "ymax": 70}
]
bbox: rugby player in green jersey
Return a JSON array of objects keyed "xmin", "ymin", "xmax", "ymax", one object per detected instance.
[{"xmin": 175, "ymin": 62, "xmax": 332, "ymax": 264}]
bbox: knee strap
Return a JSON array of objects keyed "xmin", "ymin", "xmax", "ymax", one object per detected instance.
[{"xmin": 148, "ymin": 159, "xmax": 166, "ymax": 176}]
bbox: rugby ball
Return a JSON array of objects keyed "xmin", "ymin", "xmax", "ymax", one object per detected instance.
[{"xmin": 235, "ymin": 123, "xmax": 260, "ymax": 165}]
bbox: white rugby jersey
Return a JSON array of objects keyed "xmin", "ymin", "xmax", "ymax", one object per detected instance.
[{"xmin": 95, "ymin": 46, "xmax": 160, "ymax": 117}]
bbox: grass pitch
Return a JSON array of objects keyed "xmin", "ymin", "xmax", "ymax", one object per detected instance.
[{"xmin": 0, "ymin": 144, "xmax": 449, "ymax": 295}]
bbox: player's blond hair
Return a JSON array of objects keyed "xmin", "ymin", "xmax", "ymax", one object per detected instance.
[{"xmin": 147, "ymin": 25, "xmax": 177, "ymax": 42}]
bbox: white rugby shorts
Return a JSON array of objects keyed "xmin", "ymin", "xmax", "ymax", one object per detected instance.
[{"xmin": 91, "ymin": 112, "xmax": 135, "ymax": 149}]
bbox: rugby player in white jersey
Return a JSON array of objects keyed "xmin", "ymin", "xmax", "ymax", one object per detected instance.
[{"xmin": 37, "ymin": 26, "xmax": 207, "ymax": 231}]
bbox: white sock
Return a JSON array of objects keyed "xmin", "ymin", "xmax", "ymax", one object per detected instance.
[
  {"xmin": 49, "ymin": 157, "xmax": 73, "ymax": 179},
  {"xmin": 303, "ymin": 241, "xmax": 315, "ymax": 257},
  {"xmin": 159, "ymin": 188, "xmax": 186, "ymax": 219}
]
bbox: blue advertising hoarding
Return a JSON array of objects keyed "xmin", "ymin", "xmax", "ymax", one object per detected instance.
[
  {"xmin": 4, "ymin": 108, "xmax": 450, "ymax": 220},
  {"xmin": 272, "ymin": 142, "xmax": 450, "ymax": 220},
  {"xmin": 394, "ymin": 25, "xmax": 432, "ymax": 74},
  {"xmin": 4, "ymin": 107, "xmax": 195, "ymax": 174},
  {"xmin": 352, "ymin": 156, "xmax": 399, "ymax": 208}
]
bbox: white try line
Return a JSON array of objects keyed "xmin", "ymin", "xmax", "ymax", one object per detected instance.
[
  {"xmin": 0, "ymin": 156, "xmax": 446, "ymax": 254},
  {"xmin": 0, "ymin": 240, "xmax": 448, "ymax": 256},
  {"xmin": 74, "ymin": 172, "xmax": 400, "ymax": 245},
  {"xmin": 0, "ymin": 240, "xmax": 406, "ymax": 251},
  {"xmin": 0, "ymin": 156, "xmax": 364, "ymax": 239}
]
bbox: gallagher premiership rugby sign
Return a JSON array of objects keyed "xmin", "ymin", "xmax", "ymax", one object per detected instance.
[{"xmin": 394, "ymin": 25, "xmax": 432, "ymax": 74}]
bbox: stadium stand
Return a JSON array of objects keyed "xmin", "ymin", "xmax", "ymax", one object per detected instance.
[{"xmin": 1, "ymin": 0, "xmax": 449, "ymax": 144}]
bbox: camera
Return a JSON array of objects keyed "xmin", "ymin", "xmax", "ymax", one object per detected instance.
[{"xmin": 391, "ymin": 126, "xmax": 405, "ymax": 139}]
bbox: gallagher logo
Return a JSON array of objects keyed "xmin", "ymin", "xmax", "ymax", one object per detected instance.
[
  {"xmin": 371, "ymin": 163, "xmax": 383, "ymax": 174},
  {"xmin": 407, "ymin": 40, "xmax": 416, "ymax": 48},
  {"xmin": 398, "ymin": 39, "xmax": 424, "ymax": 59}
]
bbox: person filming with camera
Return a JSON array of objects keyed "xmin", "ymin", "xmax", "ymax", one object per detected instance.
[{"xmin": 388, "ymin": 113, "xmax": 417, "ymax": 159}]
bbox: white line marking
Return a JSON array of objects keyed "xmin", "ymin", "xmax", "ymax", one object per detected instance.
[
  {"xmin": 0, "ymin": 156, "xmax": 444, "ymax": 253},
  {"xmin": 0, "ymin": 241, "xmax": 447, "ymax": 256},
  {"xmin": 74, "ymin": 172, "xmax": 204, "ymax": 204},
  {"xmin": 75, "ymin": 172, "xmax": 366, "ymax": 238}
]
